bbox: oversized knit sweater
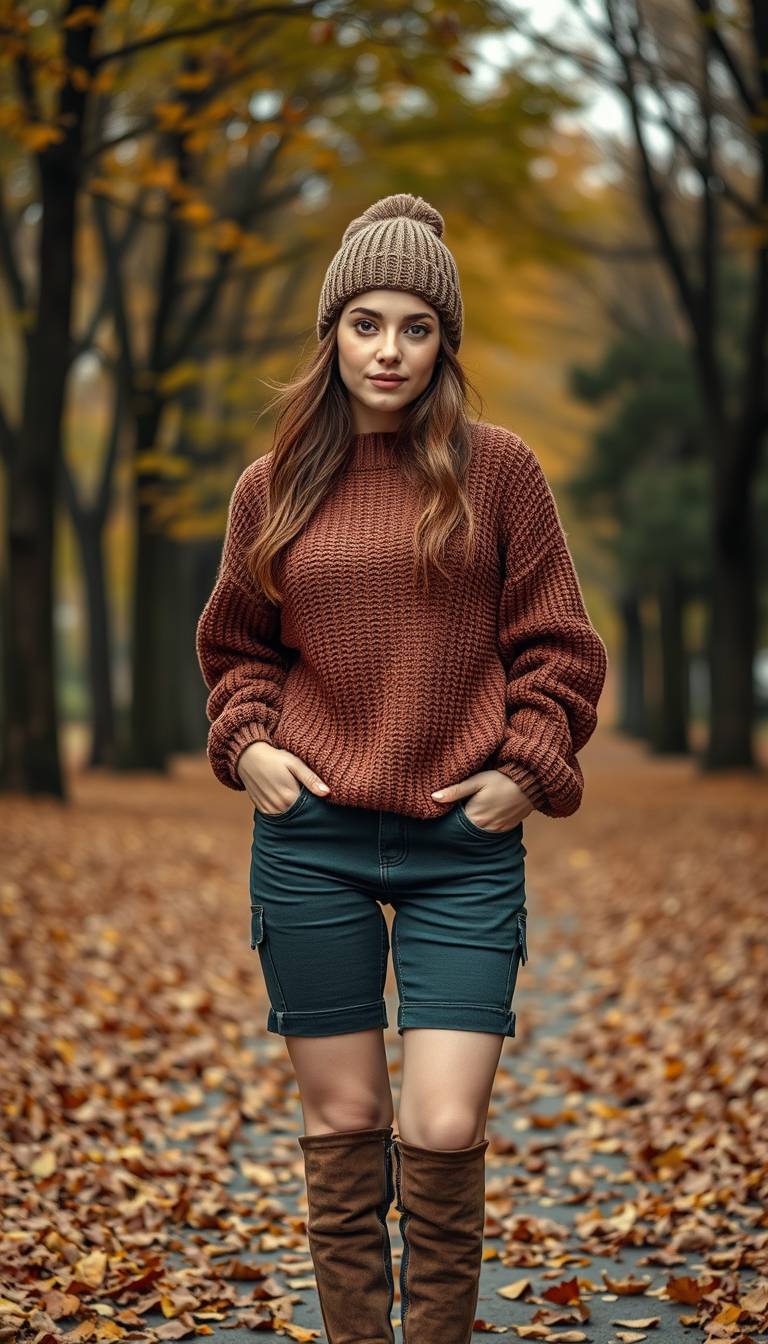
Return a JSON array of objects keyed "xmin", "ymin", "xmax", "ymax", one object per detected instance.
[{"xmin": 195, "ymin": 422, "xmax": 608, "ymax": 820}]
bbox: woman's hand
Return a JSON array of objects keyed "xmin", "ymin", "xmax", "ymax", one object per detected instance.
[
  {"xmin": 237, "ymin": 742, "xmax": 330, "ymax": 814},
  {"xmin": 431, "ymin": 769, "xmax": 535, "ymax": 831}
]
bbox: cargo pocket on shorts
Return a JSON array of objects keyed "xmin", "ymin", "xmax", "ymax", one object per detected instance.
[{"xmin": 249, "ymin": 902, "xmax": 288, "ymax": 1013}]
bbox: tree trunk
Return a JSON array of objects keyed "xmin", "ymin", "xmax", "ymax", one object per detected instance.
[
  {"xmin": 704, "ymin": 493, "xmax": 756, "ymax": 767},
  {"xmin": 127, "ymin": 496, "xmax": 177, "ymax": 770},
  {"xmin": 1, "ymin": 154, "xmax": 77, "ymax": 796},
  {"xmin": 79, "ymin": 511, "xmax": 117, "ymax": 767},
  {"xmin": 653, "ymin": 572, "xmax": 689, "ymax": 755},
  {"xmin": 618, "ymin": 589, "xmax": 647, "ymax": 738},
  {"xmin": 171, "ymin": 537, "xmax": 219, "ymax": 754},
  {"xmin": 0, "ymin": 1, "xmax": 104, "ymax": 796}
]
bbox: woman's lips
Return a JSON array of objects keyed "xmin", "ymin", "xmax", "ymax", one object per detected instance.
[{"xmin": 368, "ymin": 376, "xmax": 406, "ymax": 389}]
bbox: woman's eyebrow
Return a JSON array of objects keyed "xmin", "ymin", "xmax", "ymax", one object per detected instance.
[{"xmin": 348, "ymin": 306, "xmax": 434, "ymax": 321}]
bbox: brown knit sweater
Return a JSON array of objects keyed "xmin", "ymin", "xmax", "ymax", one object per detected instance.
[{"xmin": 196, "ymin": 422, "xmax": 608, "ymax": 820}]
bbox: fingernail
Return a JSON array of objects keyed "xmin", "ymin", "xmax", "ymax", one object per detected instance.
[
  {"xmin": 432, "ymin": 790, "xmax": 444, "ymax": 798},
  {"xmin": 318, "ymin": 783, "xmax": 330, "ymax": 792}
]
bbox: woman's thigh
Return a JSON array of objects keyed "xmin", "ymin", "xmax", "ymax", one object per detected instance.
[
  {"xmin": 388, "ymin": 803, "xmax": 529, "ymax": 1041},
  {"xmin": 287, "ymin": 1029, "xmax": 394, "ymax": 1134},
  {"xmin": 248, "ymin": 782, "xmax": 390, "ymax": 1039}
]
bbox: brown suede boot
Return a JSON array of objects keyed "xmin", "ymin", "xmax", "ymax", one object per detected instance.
[
  {"xmin": 297, "ymin": 1125, "xmax": 396, "ymax": 1344},
  {"xmin": 391, "ymin": 1133, "xmax": 490, "ymax": 1343}
]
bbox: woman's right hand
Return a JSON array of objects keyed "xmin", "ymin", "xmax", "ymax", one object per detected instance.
[{"xmin": 237, "ymin": 741, "xmax": 331, "ymax": 813}]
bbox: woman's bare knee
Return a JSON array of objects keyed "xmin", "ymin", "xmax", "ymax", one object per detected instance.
[
  {"xmin": 400, "ymin": 1105, "xmax": 485, "ymax": 1150},
  {"xmin": 398, "ymin": 1028, "xmax": 503, "ymax": 1147},
  {"xmin": 286, "ymin": 1027, "xmax": 394, "ymax": 1135}
]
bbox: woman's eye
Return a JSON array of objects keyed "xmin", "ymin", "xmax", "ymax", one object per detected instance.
[{"xmin": 353, "ymin": 320, "xmax": 431, "ymax": 337}]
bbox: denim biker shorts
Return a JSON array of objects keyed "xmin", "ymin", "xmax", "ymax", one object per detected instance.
[{"xmin": 248, "ymin": 782, "xmax": 529, "ymax": 1040}]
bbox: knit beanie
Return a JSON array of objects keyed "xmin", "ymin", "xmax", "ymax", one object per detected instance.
[{"xmin": 316, "ymin": 192, "xmax": 463, "ymax": 352}]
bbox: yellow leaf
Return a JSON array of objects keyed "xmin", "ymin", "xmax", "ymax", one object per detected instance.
[
  {"xmin": 69, "ymin": 66, "xmax": 92, "ymax": 91},
  {"xmin": 176, "ymin": 199, "xmax": 214, "ymax": 225},
  {"xmin": 30, "ymin": 1149, "xmax": 57, "ymax": 1178},
  {"xmin": 95, "ymin": 1321, "xmax": 125, "ymax": 1339},
  {"xmin": 134, "ymin": 453, "xmax": 190, "ymax": 479},
  {"xmin": 0, "ymin": 106, "xmax": 22, "ymax": 130},
  {"xmin": 651, "ymin": 1145, "xmax": 684, "ymax": 1170},
  {"xmin": 214, "ymin": 220, "xmax": 245, "ymax": 252},
  {"xmin": 663, "ymin": 1058, "xmax": 684, "ymax": 1080},
  {"xmin": 497, "ymin": 1278, "xmax": 531, "ymax": 1299},
  {"xmin": 75, "ymin": 1249, "xmax": 108, "ymax": 1287},
  {"xmin": 157, "ymin": 362, "xmax": 202, "ymax": 394},
  {"xmin": 588, "ymin": 1099, "xmax": 624, "ymax": 1119},
  {"xmin": 272, "ymin": 1322, "xmax": 320, "ymax": 1343},
  {"xmin": 140, "ymin": 161, "xmax": 178, "ymax": 191},
  {"xmin": 199, "ymin": 97, "xmax": 234, "ymax": 124},
  {"xmin": 183, "ymin": 129, "xmax": 213, "ymax": 154},
  {"xmin": 92, "ymin": 68, "xmax": 116, "ymax": 94},
  {"xmin": 21, "ymin": 124, "xmax": 65, "ymax": 151},
  {"xmin": 176, "ymin": 69, "xmax": 213, "ymax": 91},
  {"xmin": 62, "ymin": 6, "xmax": 100, "ymax": 27},
  {"xmin": 711, "ymin": 1304, "xmax": 742, "ymax": 1325},
  {"xmin": 154, "ymin": 102, "xmax": 190, "ymax": 131},
  {"xmin": 52, "ymin": 1038, "xmax": 76, "ymax": 1064}
]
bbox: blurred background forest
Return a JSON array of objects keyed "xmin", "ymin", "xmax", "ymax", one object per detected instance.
[{"xmin": 1, "ymin": 0, "xmax": 767, "ymax": 799}]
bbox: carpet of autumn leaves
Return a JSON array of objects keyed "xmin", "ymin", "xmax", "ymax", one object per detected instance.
[{"xmin": 1, "ymin": 728, "xmax": 767, "ymax": 1344}]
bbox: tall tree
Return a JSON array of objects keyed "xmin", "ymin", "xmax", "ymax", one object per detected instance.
[
  {"xmin": 0, "ymin": 0, "xmax": 524, "ymax": 794},
  {"xmin": 514, "ymin": 0, "xmax": 768, "ymax": 768}
]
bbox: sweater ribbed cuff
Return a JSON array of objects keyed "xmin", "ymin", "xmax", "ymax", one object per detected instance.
[
  {"xmin": 225, "ymin": 722, "xmax": 274, "ymax": 790},
  {"xmin": 492, "ymin": 761, "xmax": 549, "ymax": 811}
]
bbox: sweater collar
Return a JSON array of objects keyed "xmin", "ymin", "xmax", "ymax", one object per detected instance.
[{"xmin": 348, "ymin": 429, "xmax": 400, "ymax": 468}]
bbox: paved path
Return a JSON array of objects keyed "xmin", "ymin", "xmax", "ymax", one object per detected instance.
[
  {"xmin": 8, "ymin": 734, "xmax": 763, "ymax": 1342},
  {"xmin": 157, "ymin": 886, "xmax": 724, "ymax": 1343}
]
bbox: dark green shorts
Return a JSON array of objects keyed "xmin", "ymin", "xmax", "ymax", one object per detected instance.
[{"xmin": 249, "ymin": 782, "xmax": 529, "ymax": 1039}]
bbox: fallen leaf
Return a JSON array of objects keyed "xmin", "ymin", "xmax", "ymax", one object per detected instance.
[{"xmin": 497, "ymin": 1279, "xmax": 532, "ymax": 1300}]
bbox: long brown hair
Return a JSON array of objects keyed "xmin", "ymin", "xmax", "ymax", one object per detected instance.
[{"xmin": 248, "ymin": 315, "xmax": 484, "ymax": 602}]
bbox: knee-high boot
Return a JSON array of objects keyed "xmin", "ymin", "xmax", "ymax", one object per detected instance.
[
  {"xmin": 297, "ymin": 1125, "xmax": 396, "ymax": 1344},
  {"xmin": 391, "ymin": 1133, "xmax": 489, "ymax": 1343}
]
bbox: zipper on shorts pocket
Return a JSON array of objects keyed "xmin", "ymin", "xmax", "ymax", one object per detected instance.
[{"xmin": 516, "ymin": 908, "xmax": 528, "ymax": 966}]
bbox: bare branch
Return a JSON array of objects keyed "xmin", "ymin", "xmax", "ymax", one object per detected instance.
[
  {"xmin": 692, "ymin": 0, "xmax": 758, "ymax": 116},
  {"xmin": 90, "ymin": 0, "xmax": 321, "ymax": 70},
  {"xmin": 603, "ymin": 0, "xmax": 700, "ymax": 333}
]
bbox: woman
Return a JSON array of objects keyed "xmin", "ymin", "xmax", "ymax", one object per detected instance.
[{"xmin": 196, "ymin": 193, "xmax": 608, "ymax": 1344}]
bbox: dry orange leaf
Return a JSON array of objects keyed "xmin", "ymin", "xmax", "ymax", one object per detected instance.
[{"xmin": 542, "ymin": 1278, "xmax": 582, "ymax": 1305}]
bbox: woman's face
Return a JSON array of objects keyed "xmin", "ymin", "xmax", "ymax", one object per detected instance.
[{"xmin": 336, "ymin": 288, "xmax": 441, "ymax": 431}]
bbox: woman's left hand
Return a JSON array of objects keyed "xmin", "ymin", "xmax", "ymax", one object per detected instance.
[{"xmin": 431, "ymin": 770, "xmax": 535, "ymax": 829}]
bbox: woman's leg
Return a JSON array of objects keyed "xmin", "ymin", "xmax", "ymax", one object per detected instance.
[
  {"xmin": 392, "ymin": 1028, "xmax": 504, "ymax": 1344},
  {"xmin": 287, "ymin": 1026, "xmax": 394, "ymax": 1134},
  {"xmin": 249, "ymin": 794, "xmax": 398, "ymax": 1340},
  {"xmin": 397, "ymin": 1026, "xmax": 503, "ymax": 1146},
  {"xmin": 288, "ymin": 1029, "xmax": 397, "ymax": 1344}
]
